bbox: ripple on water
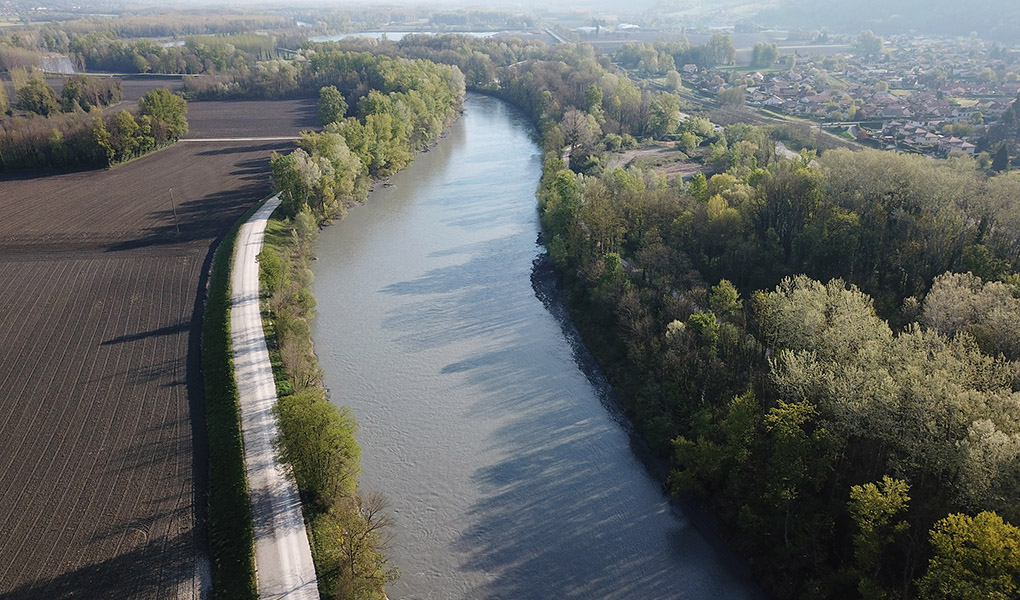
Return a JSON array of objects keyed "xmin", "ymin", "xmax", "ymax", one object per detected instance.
[{"xmin": 311, "ymin": 94, "xmax": 761, "ymax": 600}]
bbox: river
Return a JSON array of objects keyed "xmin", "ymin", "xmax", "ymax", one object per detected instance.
[{"xmin": 311, "ymin": 94, "xmax": 759, "ymax": 599}]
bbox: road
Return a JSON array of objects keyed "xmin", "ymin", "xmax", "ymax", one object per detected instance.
[
  {"xmin": 181, "ymin": 137, "xmax": 299, "ymax": 142},
  {"xmin": 231, "ymin": 196, "xmax": 320, "ymax": 600}
]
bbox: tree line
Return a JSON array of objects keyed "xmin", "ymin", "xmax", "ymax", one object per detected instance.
[
  {"xmin": 264, "ymin": 51, "xmax": 464, "ymax": 599},
  {"xmin": 1, "ymin": 80, "xmax": 187, "ymax": 171},
  {"xmin": 353, "ymin": 34, "xmax": 1020, "ymax": 599},
  {"xmin": 270, "ymin": 50, "xmax": 465, "ymax": 220},
  {"xmin": 532, "ymin": 119, "xmax": 1020, "ymax": 599}
]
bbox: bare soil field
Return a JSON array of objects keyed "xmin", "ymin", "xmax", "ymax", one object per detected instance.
[
  {"xmin": 184, "ymin": 98, "xmax": 318, "ymax": 139},
  {"xmin": 0, "ymin": 100, "xmax": 304, "ymax": 599}
]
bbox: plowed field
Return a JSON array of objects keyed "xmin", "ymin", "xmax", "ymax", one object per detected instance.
[{"xmin": 0, "ymin": 97, "xmax": 312, "ymax": 599}]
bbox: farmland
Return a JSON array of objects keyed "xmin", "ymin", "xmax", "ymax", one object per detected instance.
[{"xmin": 0, "ymin": 96, "xmax": 314, "ymax": 599}]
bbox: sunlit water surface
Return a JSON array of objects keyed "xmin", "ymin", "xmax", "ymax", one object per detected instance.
[{"xmin": 311, "ymin": 94, "xmax": 759, "ymax": 600}]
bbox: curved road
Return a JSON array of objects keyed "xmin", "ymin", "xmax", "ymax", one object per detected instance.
[{"xmin": 231, "ymin": 196, "xmax": 320, "ymax": 600}]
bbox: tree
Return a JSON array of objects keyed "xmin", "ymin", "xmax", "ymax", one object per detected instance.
[
  {"xmin": 709, "ymin": 279, "xmax": 742, "ymax": 320},
  {"xmin": 318, "ymin": 85, "xmax": 348, "ymax": 127},
  {"xmin": 848, "ymin": 476, "xmax": 911, "ymax": 598},
  {"xmin": 751, "ymin": 42, "xmax": 780, "ymax": 68},
  {"xmin": 274, "ymin": 390, "xmax": 361, "ymax": 507},
  {"xmin": 0, "ymin": 81, "xmax": 9, "ymax": 115},
  {"xmin": 665, "ymin": 70, "xmax": 683, "ymax": 92},
  {"xmin": 139, "ymin": 88, "xmax": 188, "ymax": 143},
  {"xmin": 560, "ymin": 108, "xmax": 600, "ymax": 154},
  {"xmin": 688, "ymin": 171, "xmax": 708, "ymax": 201},
  {"xmin": 648, "ymin": 94, "xmax": 682, "ymax": 139},
  {"xmin": 718, "ymin": 85, "xmax": 746, "ymax": 107},
  {"xmin": 855, "ymin": 30, "xmax": 884, "ymax": 57},
  {"xmin": 705, "ymin": 33, "xmax": 736, "ymax": 67},
  {"xmin": 110, "ymin": 110, "xmax": 141, "ymax": 162},
  {"xmin": 992, "ymin": 144, "xmax": 1009, "ymax": 172},
  {"xmin": 16, "ymin": 76, "xmax": 59, "ymax": 116},
  {"xmin": 918, "ymin": 512, "xmax": 1020, "ymax": 600},
  {"xmin": 90, "ymin": 116, "xmax": 114, "ymax": 167},
  {"xmin": 313, "ymin": 492, "xmax": 398, "ymax": 600}
]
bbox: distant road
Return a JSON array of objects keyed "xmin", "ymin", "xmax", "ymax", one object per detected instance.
[
  {"xmin": 231, "ymin": 196, "xmax": 320, "ymax": 600},
  {"xmin": 181, "ymin": 137, "xmax": 299, "ymax": 142},
  {"xmin": 544, "ymin": 27, "xmax": 567, "ymax": 44}
]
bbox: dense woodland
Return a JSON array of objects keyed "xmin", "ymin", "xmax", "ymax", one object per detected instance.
[
  {"xmin": 0, "ymin": 71, "xmax": 187, "ymax": 171},
  {"xmin": 418, "ymin": 36, "xmax": 1020, "ymax": 600},
  {"xmin": 264, "ymin": 51, "xmax": 464, "ymax": 600}
]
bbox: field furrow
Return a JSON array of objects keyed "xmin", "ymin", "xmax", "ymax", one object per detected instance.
[{"xmin": 0, "ymin": 97, "xmax": 307, "ymax": 599}]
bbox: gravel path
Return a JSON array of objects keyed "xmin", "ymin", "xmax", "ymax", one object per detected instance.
[{"xmin": 231, "ymin": 196, "xmax": 319, "ymax": 600}]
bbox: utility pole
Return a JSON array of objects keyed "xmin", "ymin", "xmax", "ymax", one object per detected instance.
[{"xmin": 169, "ymin": 187, "xmax": 181, "ymax": 235}]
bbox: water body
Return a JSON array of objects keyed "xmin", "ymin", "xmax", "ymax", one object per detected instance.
[{"xmin": 311, "ymin": 94, "xmax": 759, "ymax": 599}]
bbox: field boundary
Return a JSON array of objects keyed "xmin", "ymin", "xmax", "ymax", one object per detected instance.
[
  {"xmin": 230, "ymin": 195, "xmax": 320, "ymax": 600},
  {"xmin": 203, "ymin": 198, "xmax": 267, "ymax": 600}
]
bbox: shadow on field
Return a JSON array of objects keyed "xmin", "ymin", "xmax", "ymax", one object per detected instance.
[
  {"xmin": 0, "ymin": 530, "xmax": 198, "ymax": 600},
  {"xmin": 100, "ymin": 322, "xmax": 189, "ymax": 346},
  {"xmin": 105, "ymin": 182, "xmax": 268, "ymax": 252},
  {"xmin": 195, "ymin": 142, "xmax": 295, "ymax": 157}
]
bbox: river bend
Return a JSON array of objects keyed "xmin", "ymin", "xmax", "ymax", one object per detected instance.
[{"xmin": 311, "ymin": 93, "xmax": 757, "ymax": 599}]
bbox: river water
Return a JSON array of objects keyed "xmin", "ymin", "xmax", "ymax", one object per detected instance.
[{"xmin": 311, "ymin": 94, "xmax": 759, "ymax": 599}]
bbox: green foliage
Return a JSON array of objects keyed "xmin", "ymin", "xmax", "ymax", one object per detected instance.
[
  {"xmin": 275, "ymin": 390, "xmax": 361, "ymax": 507},
  {"xmin": 750, "ymin": 42, "xmax": 780, "ymax": 68},
  {"xmin": 688, "ymin": 171, "xmax": 707, "ymax": 201},
  {"xmin": 992, "ymin": 144, "xmax": 1009, "ymax": 172},
  {"xmin": 1, "ymin": 79, "xmax": 179, "ymax": 171},
  {"xmin": 918, "ymin": 512, "xmax": 1020, "ymax": 600},
  {"xmin": 709, "ymin": 279, "xmax": 742, "ymax": 320},
  {"xmin": 317, "ymin": 85, "xmax": 347, "ymax": 126},
  {"xmin": 531, "ymin": 111, "xmax": 1020, "ymax": 596},
  {"xmin": 60, "ymin": 75, "xmax": 122, "ymax": 112},
  {"xmin": 202, "ymin": 202, "xmax": 259, "ymax": 600},
  {"xmin": 139, "ymin": 88, "xmax": 188, "ymax": 143},
  {"xmin": 648, "ymin": 93, "xmax": 682, "ymax": 139},
  {"xmin": 855, "ymin": 30, "xmax": 884, "ymax": 57},
  {"xmin": 921, "ymin": 271, "xmax": 1020, "ymax": 360},
  {"xmin": 310, "ymin": 494, "xmax": 398, "ymax": 600},
  {"xmin": 257, "ymin": 246, "xmax": 287, "ymax": 295},
  {"xmin": 848, "ymin": 476, "xmax": 910, "ymax": 598},
  {"xmin": 15, "ymin": 74, "xmax": 58, "ymax": 116}
]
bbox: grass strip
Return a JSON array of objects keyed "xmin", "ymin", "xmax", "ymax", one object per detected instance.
[{"xmin": 202, "ymin": 199, "xmax": 267, "ymax": 600}]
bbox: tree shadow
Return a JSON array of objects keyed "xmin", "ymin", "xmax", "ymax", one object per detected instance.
[
  {"xmin": 105, "ymin": 182, "xmax": 270, "ymax": 252},
  {"xmin": 0, "ymin": 529, "xmax": 203, "ymax": 600},
  {"xmin": 371, "ymin": 233, "xmax": 762, "ymax": 599},
  {"xmin": 101, "ymin": 322, "xmax": 189, "ymax": 346}
]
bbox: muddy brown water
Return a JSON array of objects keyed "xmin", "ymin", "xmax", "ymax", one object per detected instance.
[{"xmin": 311, "ymin": 94, "xmax": 760, "ymax": 599}]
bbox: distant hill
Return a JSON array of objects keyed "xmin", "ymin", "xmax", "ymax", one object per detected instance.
[{"xmin": 757, "ymin": 0, "xmax": 1020, "ymax": 41}]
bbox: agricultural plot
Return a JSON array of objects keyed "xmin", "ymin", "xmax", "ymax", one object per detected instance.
[{"xmin": 0, "ymin": 99, "xmax": 305, "ymax": 599}]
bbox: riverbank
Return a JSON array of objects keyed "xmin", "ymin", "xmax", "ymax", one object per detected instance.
[
  {"xmin": 530, "ymin": 241, "xmax": 765, "ymax": 598},
  {"xmin": 309, "ymin": 93, "xmax": 758, "ymax": 599},
  {"xmin": 256, "ymin": 71, "xmax": 464, "ymax": 598},
  {"xmin": 230, "ymin": 196, "xmax": 320, "ymax": 599}
]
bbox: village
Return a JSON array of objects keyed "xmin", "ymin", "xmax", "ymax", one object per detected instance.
[{"xmin": 685, "ymin": 33, "xmax": 1020, "ymax": 161}]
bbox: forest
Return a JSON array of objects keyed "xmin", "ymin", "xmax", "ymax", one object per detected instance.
[
  {"xmin": 0, "ymin": 71, "xmax": 187, "ymax": 170},
  {"xmin": 349, "ymin": 31, "xmax": 1020, "ymax": 600}
]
